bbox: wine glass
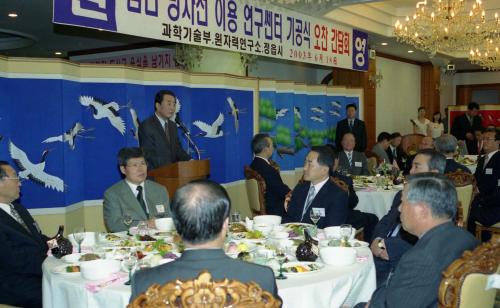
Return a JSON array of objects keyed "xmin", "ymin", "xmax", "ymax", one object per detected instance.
[
  {"xmin": 340, "ymin": 224, "xmax": 352, "ymax": 243},
  {"xmin": 230, "ymin": 212, "xmax": 241, "ymax": 224},
  {"xmin": 275, "ymin": 247, "xmax": 287, "ymax": 280},
  {"xmin": 73, "ymin": 227, "xmax": 85, "ymax": 253},
  {"xmin": 122, "ymin": 252, "xmax": 138, "ymax": 285},
  {"xmin": 309, "ymin": 210, "xmax": 321, "ymax": 234},
  {"xmin": 123, "ymin": 214, "xmax": 133, "ymax": 234}
]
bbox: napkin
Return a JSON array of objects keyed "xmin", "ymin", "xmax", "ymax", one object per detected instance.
[{"xmin": 84, "ymin": 272, "xmax": 128, "ymax": 293}]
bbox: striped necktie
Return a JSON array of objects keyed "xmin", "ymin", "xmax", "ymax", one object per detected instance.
[
  {"xmin": 301, "ymin": 185, "xmax": 316, "ymax": 221},
  {"xmin": 347, "ymin": 152, "xmax": 353, "ymax": 166},
  {"xmin": 9, "ymin": 203, "xmax": 30, "ymax": 233}
]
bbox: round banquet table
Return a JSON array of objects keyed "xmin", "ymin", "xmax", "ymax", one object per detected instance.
[
  {"xmin": 42, "ymin": 248, "xmax": 376, "ymax": 308},
  {"xmin": 354, "ymin": 187, "xmax": 401, "ymax": 219}
]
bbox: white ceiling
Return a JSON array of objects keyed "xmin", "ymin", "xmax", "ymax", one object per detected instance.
[{"xmin": 0, "ymin": 0, "xmax": 499, "ymax": 71}]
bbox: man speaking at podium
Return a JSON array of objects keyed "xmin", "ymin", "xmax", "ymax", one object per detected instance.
[{"xmin": 139, "ymin": 90, "xmax": 191, "ymax": 169}]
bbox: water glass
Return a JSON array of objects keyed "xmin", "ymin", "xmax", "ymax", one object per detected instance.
[
  {"xmin": 122, "ymin": 253, "xmax": 138, "ymax": 286},
  {"xmin": 230, "ymin": 212, "xmax": 241, "ymax": 223},
  {"xmin": 340, "ymin": 224, "xmax": 352, "ymax": 241}
]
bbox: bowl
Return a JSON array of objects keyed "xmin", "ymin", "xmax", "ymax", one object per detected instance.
[
  {"xmin": 323, "ymin": 226, "xmax": 356, "ymax": 240},
  {"xmin": 80, "ymin": 259, "xmax": 121, "ymax": 280},
  {"xmin": 68, "ymin": 232, "xmax": 97, "ymax": 248},
  {"xmin": 270, "ymin": 231, "xmax": 289, "ymax": 239},
  {"xmin": 155, "ymin": 217, "xmax": 175, "ymax": 232},
  {"xmin": 320, "ymin": 247, "xmax": 356, "ymax": 266},
  {"xmin": 253, "ymin": 215, "xmax": 281, "ymax": 227},
  {"xmin": 253, "ymin": 224, "xmax": 273, "ymax": 235}
]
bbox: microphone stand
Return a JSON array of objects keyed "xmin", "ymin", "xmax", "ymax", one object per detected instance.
[{"xmin": 176, "ymin": 120, "xmax": 201, "ymax": 160}]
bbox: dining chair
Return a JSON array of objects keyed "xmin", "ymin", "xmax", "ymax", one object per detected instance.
[
  {"xmin": 475, "ymin": 222, "xmax": 500, "ymax": 242},
  {"xmin": 401, "ymin": 134, "xmax": 426, "ymax": 156},
  {"xmin": 128, "ymin": 271, "xmax": 282, "ymax": 308},
  {"xmin": 438, "ymin": 235, "xmax": 500, "ymax": 308},
  {"xmin": 243, "ymin": 166, "xmax": 267, "ymax": 216},
  {"xmin": 445, "ymin": 171, "xmax": 476, "ymax": 229},
  {"xmin": 366, "ymin": 157, "xmax": 378, "ymax": 175}
]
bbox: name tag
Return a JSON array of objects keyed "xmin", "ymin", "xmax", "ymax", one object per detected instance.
[
  {"xmin": 354, "ymin": 162, "xmax": 362, "ymax": 167},
  {"xmin": 485, "ymin": 168, "xmax": 493, "ymax": 175},
  {"xmin": 498, "ymin": 179, "xmax": 500, "ymax": 187},
  {"xmin": 155, "ymin": 204, "xmax": 165, "ymax": 213},
  {"xmin": 312, "ymin": 208, "xmax": 325, "ymax": 217}
]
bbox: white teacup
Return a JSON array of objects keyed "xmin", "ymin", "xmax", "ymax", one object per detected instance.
[
  {"xmin": 254, "ymin": 224, "xmax": 273, "ymax": 235},
  {"xmin": 155, "ymin": 217, "xmax": 174, "ymax": 232}
]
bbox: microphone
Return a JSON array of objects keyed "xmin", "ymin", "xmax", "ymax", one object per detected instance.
[
  {"xmin": 175, "ymin": 117, "xmax": 190, "ymax": 134},
  {"xmin": 175, "ymin": 116, "xmax": 201, "ymax": 160}
]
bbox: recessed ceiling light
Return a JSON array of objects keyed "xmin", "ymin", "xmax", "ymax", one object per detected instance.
[
  {"xmin": 408, "ymin": 50, "xmax": 414, "ymax": 53},
  {"xmin": 8, "ymin": 13, "xmax": 18, "ymax": 18},
  {"xmin": 381, "ymin": 42, "xmax": 388, "ymax": 46},
  {"xmin": 54, "ymin": 51, "xmax": 62, "ymax": 56}
]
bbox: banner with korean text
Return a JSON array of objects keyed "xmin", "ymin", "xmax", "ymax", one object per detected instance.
[{"xmin": 53, "ymin": 0, "xmax": 369, "ymax": 71}]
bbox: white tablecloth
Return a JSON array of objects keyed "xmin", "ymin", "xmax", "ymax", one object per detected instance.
[
  {"xmin": 43, "ymin": 249, "xmax": 376, "ymax": 308},
  {"xmin": 354, "ymin": 189, "xmax": 400, "ymax": 219}
]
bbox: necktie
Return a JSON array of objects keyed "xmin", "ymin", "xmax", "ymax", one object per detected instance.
[
  {"xmin": 136, "ymin": 186, "xmax": 149, "ymax": 218},
  {"xmin": 483, "ymin": 155, "xmax": 490, "ymax": 171},
  {"xmin": 301, "ymin": 185, "xmax": 316, "ymax": 221},
  {"xmin": 347, "ymin": 152, "xmax": 353, "ymax": 166},
  {"xmin": 164, "ymin": 121, "xmax": 171, "ymax": 142},
  {"xmin": 388, "ymin": 224, "xmax": 401, "ymax": 237},
  {"xmin": 9, "ymin": 203, "xmax": 30, "ymax": 232},
  {"xmin": 393, "ymin": 148, "xmax": 397, "ymax": 160},
  {"xmin": 349, "ymin": 120, "xmax": 353, "ymax": 130}
]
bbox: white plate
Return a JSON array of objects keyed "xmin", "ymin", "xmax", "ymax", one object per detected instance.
[
  {"xmin": 52, "ymin": 264, "xmax": 80, "ymax": 275},
  {"xmin": 61, "ymin": 253, "xmax": 82, "ymax": 264},
  {"xmin": 280, "ymin": 261, "xmax": 324, "ymax": 275}
]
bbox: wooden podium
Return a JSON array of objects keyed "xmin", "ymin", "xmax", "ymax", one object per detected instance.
[{"xmin": 148, "ymin": 160, "xmax": 210, "ymax": 199}]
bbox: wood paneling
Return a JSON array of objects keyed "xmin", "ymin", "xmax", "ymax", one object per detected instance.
[{"xmin": 420, "ymin": 63, "xmax": 441, "ymax": 116}]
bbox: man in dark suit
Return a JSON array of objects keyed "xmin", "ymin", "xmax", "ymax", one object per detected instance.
[
  {"xmin": 335, "ymin": 103, "xmax": 367, "ymax": 152},
  {"xmin": 467, "ymin": 129, "xmax": 500, "ymax": 239},
  {"xmin": 139, "ymin": 90, "xmax": 191, "ymax": 169},
  {"xmin": 131, "ymin": 180, "xmax": 278, "ymax": 300},
  {"xmin": 451, "ymin": 102, "xmax": 484, "ymax": 155},
  {"xmin": 103, "ymin": 147, "xmax": 170, "ymax": 232},
  {"xmin": 338, "ymin": 133, "xmax": 370, "ymax": 175},
  {"xmin": 0, "ymin": 161, "xmax": 49, "ymax": 307},
  {"xmin": 249, "ymin": 133, "xmax": 290, "ymax": 217},
  {"xmin": 435, "ymin": 134, "xmax": 471, "ymax": 174},
  {"xmin": 285, "ymin": 146, "xmax": 349, "ymax": 228},
  {"xmin": 386, "ymin": 132, "xmax": 406, "ymax": 170},
  {"xmin": 361, "ymin": 174, "xmax": 478, "ymax": 308},
  {"xmin": 326, "ymin": 149, "xmax": 378, "ymax": 241},
  {"xmin": 370, "ymin": 149, "xmax": 446, "ymax": 286}
]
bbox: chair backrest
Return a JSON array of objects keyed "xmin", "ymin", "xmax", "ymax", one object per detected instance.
[
  {"xmin": 365, "ymin": 150, "xmax": 383, "ymax": 165},
  {"xmin": 366, "ymin": 157, "xmax": 378, "ymax": 175},
  {"xmin": 330, "ymin": 176, "xmax": 349, "ymax": 193},
  {"xmin": 244, "ymin": 166, "xmax": 266, "ymax": 215},
  {"xmin": 446, "ymin": 171, "xmax": 476, "ymax": 225},
  {"xmin": 128, "ymin": 271, "xmax": 282, "ymax": 308},
  {"xmin": 401, "ymin": 133, "xmax": 426, "ymax": 156},
  {"xmin": 438, "ymin": 235, "xmax": 500, "ymax": 308}
]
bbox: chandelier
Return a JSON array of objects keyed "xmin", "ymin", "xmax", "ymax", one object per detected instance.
[
  {"xmin": 394, "ymin": 0, "xmax": 496, "ymax": 55},
  {"xmin": 469, "ymin": 37, "xmax": 500, "ymax": 70}
]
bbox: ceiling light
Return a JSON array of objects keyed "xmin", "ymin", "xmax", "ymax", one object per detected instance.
[
  {"xmin": 54, "ymin": 51, "xmax": 62, "ymax": 56},
  {"xmin": 8, "ymin": 13, "xmax": 18, "ymax": 18},
  {"xmin": 408, "ymin": 50, "xmax": 414, "ymax": 53},
  {"xmin": 381, "ymin": 42, "xmax": 388, "ymax": 46}
]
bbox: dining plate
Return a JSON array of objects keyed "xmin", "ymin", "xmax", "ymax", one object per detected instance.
[
  {"xmin": 280, "ymin": 261, "xmax": 324, "ymax": 275},
  {"xmin": 52, "ymin": 264, "xmax": 81, "ymax": 275}
]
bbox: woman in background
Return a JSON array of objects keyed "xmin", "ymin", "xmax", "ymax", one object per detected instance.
[
  {"xmin": 428, "ymin": 111, "xmax": 444, "ymax": 139},
  {"xmin": 412, "ymin": 106, "xmax": 430, "ymax": 135}
]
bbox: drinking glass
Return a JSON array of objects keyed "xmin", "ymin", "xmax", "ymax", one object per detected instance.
[
  {"xmin": 275, "ymin": 247, "xmax": 287, "ymax": 280},
  {"xmin": 73, "ymin": 227, "xmax": 85, "ymax": 253},
  {"xmin": 230, "ymin": 212, "xmax": 241, "ymax": 223},
  {"xmin": 123, "ymin": 214, "xmax": 133, "ymax": 235},
  {"xmin": 340, "ymin": 224, "xmax": 352, "ymax": 242},
  {"xmin": 122, "ymin": 253, "xmax": 138, "ymax": 285},
  {"xmin": 137, "ymin": 221, "xmax": 148, "ymax": 237},
  {"xmin": 309, "ymin": 210, "xmax": 321, "ymax": 234}
]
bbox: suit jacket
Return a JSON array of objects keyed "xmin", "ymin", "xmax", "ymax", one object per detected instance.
[
  {"xmin": 451, "ymin": 114, "xmax": 483, "ymax": 141},
  {"xmin": 335, "ymin": 118, "xmax": 367, "ymax": 152},
  {"xmin": 103, "ymin": 179, "xmax": 170, "ymax": 232},
  {"xmin": 285, "ymin": 179, "xmax": 349, "ymax": 229},
  {"xmin": 0, "ymin": 202, "xmax": 48, "ymax": 307},
  {"xmin": 371, "ymin": 191, "xmax": 418, "ymax": 261},
  {"xmin": 131, "ymin": 249, "xmax": 279, "ymax": 300},
  {"xmin": 138, "ymin": 115, "xmax": 191, "ymax": 169},
  {"xmin": 338, "ymin": 151, "xmax": 370, "ymax": 176},
  {"xmin": 331, "ymin": 171, "xmax": 359, "ymax": 210},
  {"xmin": 372, "ymin": 143, "xmax": 390, "ymax": 164},
  {"xmin": 250, "ymin": 157, "xmax": 290, "ymax": 217},
  {"xmin": 370, "ymin": 222, "xmax": 478, "ymax": 308},
  {"xmin": 386, "ymin": 146, "xmax": 406, "ymax": 170},
  {"xmin": 444, "ymin": 158, "xmax": 471, "ymax": 174},
  {"xmin": 473, "ymin": 151, "xmax": 500, "ymax": 208}
]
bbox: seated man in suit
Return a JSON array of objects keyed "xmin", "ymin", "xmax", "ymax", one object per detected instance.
[
  {"xmin": 327, "ymin": 148, "xmax": 378, "ymax": 241},
  {"xmin": 434, "ymin": 134, "xmax": 471, "ymax": 174},
  {"xmin": 338, "ymin": 133, "xmax": 370, "ymax": 176},
  {"xmin": 131, "ymin": 180, "xmax": 278, "ymax": 300},
  {"xmin": 403, "ymin": 136, "xmax": 434, "ymax": 175},
  {"xmin": 386, "ymin": 132, "xmax": 406, "ymax": 170},
  {"xmin": 467, "ymin": 129, "xmax": 500, "ymax": 239},
  {"xmin": 359, "ymin": 173, "xmax": 478, "ymax": 308},
  {"xmin": 335, "ymin": 103, "xmax": 367, "ymax": 152},
  {"xmin": 285, "ymin": 146, "xmax": 349, "ymax": 228},
  {"xmin": 370, "ymin": 149, "xmax": 446, "ymax": 286},
  {"xmin": 371, "ymin": 132, "xmax": 391, "ymax": 164},
  {"xmin": 0, "ymin": 161, "xmax": 49, "ymax": 307},
  {"xmin": 139, "ymin": 90, "xmax": 191, "ymax": 169},
  {"xmin": 104, "ymin": 147, "xmax": 170, "ymax": 232},
  {"xmin": 249, "ymin": 133, "xmax": 290, "ymax": 217}
]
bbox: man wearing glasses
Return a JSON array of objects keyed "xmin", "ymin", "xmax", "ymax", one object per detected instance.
[
  {"xmin": 0, "ymin": 161, "xmax": 49, "ymax": 307},
  {"xmin": 103, "ymin": 147, "xmax": 170, "ymax": 232},
  {"xmin": 467, "ymin": 129, "xmax": 500, "ymax": 239}
]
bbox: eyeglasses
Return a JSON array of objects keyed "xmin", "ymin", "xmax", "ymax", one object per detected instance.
[
  {"xmin": 126, "ymin": 162, "xmax": 147, "ymax": 168},
  {"xmin": 2, "ymin": 177, "xmax": 24, "ymax": 182}
]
